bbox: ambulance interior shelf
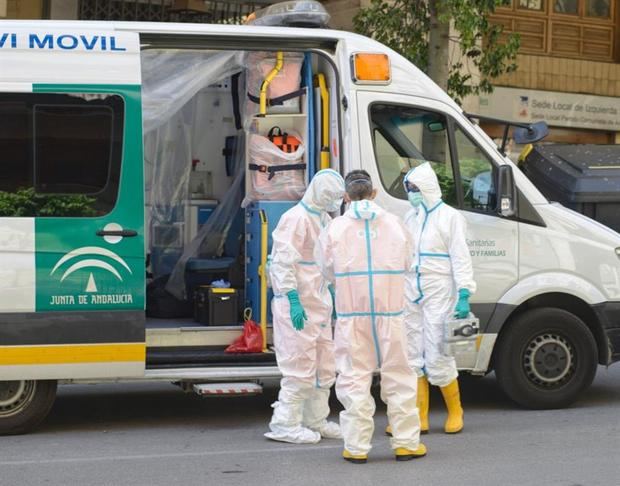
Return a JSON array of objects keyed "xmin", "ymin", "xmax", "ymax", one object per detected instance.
[
  {"xmin": 244, "ymin": 115, "xmax": 308, "ymax": 205},
  {"xmin": 242, "ymin": 52, "xmax": 314, "ymax": 206},
  {"xmin": 243, "ymin": 85, "xmax": 333, "ymax": 320},
  {"xmin": 242, "ymin": 52, "xmax": 319, "ymax": 322}
]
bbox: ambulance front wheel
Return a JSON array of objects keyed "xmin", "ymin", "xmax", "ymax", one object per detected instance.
[
  {"xmin": 495, "ymin": 308, "xmax": 598, "ymax": 409},
  {"xmin": 0, "ymin": 380, "xmax": 57, "ymax": 435}
]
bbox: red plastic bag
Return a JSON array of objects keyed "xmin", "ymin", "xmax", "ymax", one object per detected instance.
[{"xmin": 225, "ymin": 319, "xmax": 263, "ymax": 354}]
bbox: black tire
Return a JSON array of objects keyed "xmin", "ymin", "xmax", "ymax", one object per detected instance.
[
  {"xmin": 0, "ymin": 380, "xmax": 57, "ymax": 435},
  {"xmin": 494, "ymin": 308, "xmax": 597, "ymax": 409}
]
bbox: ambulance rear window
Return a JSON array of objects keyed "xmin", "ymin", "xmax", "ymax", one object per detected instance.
[
  {"xmin": 34, "ymin": 104, "xmax": 115, "ymax": 195},
  {"xmin": 0, "ymin": 93, "xmax": 123, "ymax": 217}
]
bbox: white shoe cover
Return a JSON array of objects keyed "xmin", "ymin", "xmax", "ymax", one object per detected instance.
[
  {"xmin": 264, "ymin": 426, "xmax": 321, "ymax": 444},
  {"xmin": 312, "ymin": 421, "xmax": 342, "ymax": 439}
]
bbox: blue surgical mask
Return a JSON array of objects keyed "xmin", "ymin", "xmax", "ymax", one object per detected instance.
[
  {"xmin": 326, "ymin": 198, "xmax": 343, "ymax": 212},
  {"xmin": 408, "ymin": 191, "xmax": 424, "ymax": 207}
]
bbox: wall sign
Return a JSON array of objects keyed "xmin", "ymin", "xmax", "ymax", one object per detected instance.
[{"xmin": 479, "ymin": 87, "xmax": 620, "ymax": 131}]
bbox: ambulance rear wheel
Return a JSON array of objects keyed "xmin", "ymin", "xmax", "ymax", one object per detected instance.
[
  {"xmin": 0, "ymin": 380, "xmax": 57, "ymax": 435},
  {"xmin": 495, "ymin": 308, "xmax": 597, "ymax": 409}
]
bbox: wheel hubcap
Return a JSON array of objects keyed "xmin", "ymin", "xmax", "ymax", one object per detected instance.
[
  {"xmin": 523, "ymin": 333, "xmax": 575, "ymax": 388},
  {"xmin": 0, "ymin": 381, "xmax": 37, "ymax": 418}
]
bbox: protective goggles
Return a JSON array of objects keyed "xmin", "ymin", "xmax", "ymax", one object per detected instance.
[{"xmin": 405, "ymin": 181, "xmax": 420, "ymax": 193}]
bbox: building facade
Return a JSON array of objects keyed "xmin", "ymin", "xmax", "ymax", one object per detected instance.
[
  {"xmin": 1, "ymin": 0, "xmax": 49, "ymax": 19},
  {"xmin": 1, "ymin": 0, "xmax": 267, "ymax": 23},
  {"xmin": 480, "ymin": 0, "xmax": 620, "ymax": 148},
  {"xmin": 323, "ymin": 0, "xmax": 620, "ymax": 148}
]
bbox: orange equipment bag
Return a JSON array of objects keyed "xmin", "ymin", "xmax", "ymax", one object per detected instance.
[{"xmin": 267, "ymin": 126, "xmax": 301, "ymax": 154}]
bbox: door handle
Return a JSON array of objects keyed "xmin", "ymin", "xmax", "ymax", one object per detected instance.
[{"xmin": 96, "ymin": 229, "xmax": 138, "ymax": 237}]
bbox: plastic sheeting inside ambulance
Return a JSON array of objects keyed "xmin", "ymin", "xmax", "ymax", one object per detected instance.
[{"xmin": 141, "ymin": 50, "xmax": 246, "ymax": 298}]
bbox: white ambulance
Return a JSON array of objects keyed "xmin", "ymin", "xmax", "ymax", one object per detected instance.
[{"xmin": 0, "ymin": 1, "xmax": 619, "ymax": 434}]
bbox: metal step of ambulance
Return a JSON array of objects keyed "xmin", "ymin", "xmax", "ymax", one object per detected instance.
[
  {"xmin": 146, "ymin": 346, "xmax": 277, "ymax": 367},
  {"xmin": 193, "ymin": 382, "xmax": 263, "ymax": 397},
  {"xmin": 143, "ymin": 365, "xmax": 281, "ymax": 381}
]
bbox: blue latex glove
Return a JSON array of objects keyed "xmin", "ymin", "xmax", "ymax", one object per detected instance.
[
  {"xmin": 287, "ymin": 290, "xmax": 307, "ymax": 331},
  {"xmin": 328, "ymin": 285, "xmax": 337, "ymax": 320},
  {"xmin": 454, "ymin": 288, "xmax": 471, "ymax": 319}
]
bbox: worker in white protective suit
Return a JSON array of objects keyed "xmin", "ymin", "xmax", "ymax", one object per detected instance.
[
  {"xmin": 402, "ymin": 162, "xmax": 476, "ymax": 435},
  {"xmin": 265, "ymin": 168, "xmax": 346, "ymax": 444},
  {"xmin": 316, "ymin": 170, "xmax": 426, "ymax": 463}
]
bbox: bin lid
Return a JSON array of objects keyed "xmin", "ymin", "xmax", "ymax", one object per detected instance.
[{"xmin": 524, "ymin": 144, "xmax": 620, "ymax": 203}]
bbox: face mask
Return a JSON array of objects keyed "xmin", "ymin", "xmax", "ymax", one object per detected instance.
[
  {"xmin": 326, "ymin": 198, "xmax": 343, "ymax": 212},
  {"xmin": 408, "ymin": 191, "xmax": 424, "ymax": 208}
]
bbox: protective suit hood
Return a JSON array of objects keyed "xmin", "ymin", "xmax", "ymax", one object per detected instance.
[
  {"xmin": 301, "ymin": 169, "xmax": 345, "ymax": 212},
  {"xmin": 345, "ymin": 199, "xmax": 385, "ymax": 220},
  {"xmin": 405, "ymin": 163, "xmax": 442, "ymax": 207}
]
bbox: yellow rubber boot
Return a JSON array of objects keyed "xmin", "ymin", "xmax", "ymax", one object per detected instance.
[
  {"xmin": 385, "ymin": 424, "xmax": 392, "ymax": 436},
  {"xmin": 440, "ymin": 379, "xmax": 464, "ymax": 434},
  {"xmin": 418, "ymin": 376, "xmax": 430, "ymax": 434},
  {"xmin": 343, "ymin": 450, "xmax": 368, "ymax": 464},
  {"xmin": 394, "ymin": 443, "xmax": 427, "ymax": 461}
]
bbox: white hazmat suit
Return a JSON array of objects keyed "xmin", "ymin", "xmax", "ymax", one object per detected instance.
[
  {"xmin": 317, "ymin": 199, "xmax": 423, "ymax": 458},
  {"xmin": 265, "ymin": 169, "xmax": 345, "ymax": 444},
  {"xmin": 403, "ymin": 162, "xmax": 476, "ymax": 434}
]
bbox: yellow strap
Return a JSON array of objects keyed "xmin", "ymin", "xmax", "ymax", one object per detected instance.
[
  {"xmin": 316, "ymin": 73, "xmax": 330, "ymax": 170},
  {"xmin": 259, "ymin": 209, "xmax": 269, "ymax": 352},
  {"xmin": 211, "ymin": 288, "xmax": 236, "ymax": 294}
]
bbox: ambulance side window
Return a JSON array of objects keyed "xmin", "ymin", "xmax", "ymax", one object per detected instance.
[
  {"xmin": 0, "ymin": 93, "xmax": 123, "ymax": 217},
  {"xmin": 370, "ymin": 103, "xmax": 457, "ymax": 206}
]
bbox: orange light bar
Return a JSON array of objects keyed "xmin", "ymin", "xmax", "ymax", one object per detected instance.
[{"xmin": 353, "ymin": 53, "xmax": 391, "ymax": 84}]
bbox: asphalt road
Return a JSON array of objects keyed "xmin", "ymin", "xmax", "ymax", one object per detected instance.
[{"xmin": 2, "ymin": 367, "xmax": 620, "ymax": 486}]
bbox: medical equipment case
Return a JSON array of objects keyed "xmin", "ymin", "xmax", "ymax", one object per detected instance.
[
  {"xmin": 443, "ymin": 315, "xmax": 480, "ymax": 369},
  {"xmin": 193, "ymin": 287, "xmax": 239, "ymax": 326}
]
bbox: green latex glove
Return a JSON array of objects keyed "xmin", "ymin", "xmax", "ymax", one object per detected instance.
[
  {"xmin": 287, "ymin": 290, "xmax": 307, "ymax": 331},
  {"xmin": 328, "ymin": 285, "xmax": 337, "ymax": 320},
  {"xmin": 454, "ymin": 288, "xmax": 471, "ymax": 319}
]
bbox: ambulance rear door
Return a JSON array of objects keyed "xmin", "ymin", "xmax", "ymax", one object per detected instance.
[{"xmin": 0, "ymin": 27, "xmax": 146, "ymax": 380}]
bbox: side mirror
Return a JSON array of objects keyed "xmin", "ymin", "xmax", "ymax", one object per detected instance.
[
  {"xmin": 496, "ymin": 165, "xmax": 516, "ymax": 218},
  {"xmin": 513, "ymin": 121, "xmax": 549, "ymax": 145}
]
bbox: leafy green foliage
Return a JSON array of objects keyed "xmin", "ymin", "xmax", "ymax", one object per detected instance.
[
  {"xmin": 354, "ymin": 0, "xmax": 430, "ymax": 74},
  {"xmin": 0, "ymin": 188, "xmax": 98, "ymax": 217},
  {"xmin": 354, "ymin": 0, "xmax": 520, "ymax": 104},
  {"xmin": 434, "ymin": 163, "xmax": 458, "ymax": 204}
]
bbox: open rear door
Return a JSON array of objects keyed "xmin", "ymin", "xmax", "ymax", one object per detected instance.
[{"xmin": 0, "ymin": 28, "xmax": 146, "ymax": 380}]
